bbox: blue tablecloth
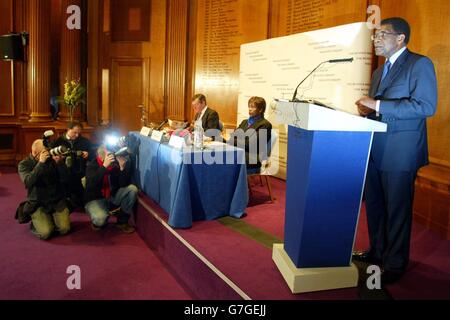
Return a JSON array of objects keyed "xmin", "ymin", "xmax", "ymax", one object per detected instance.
[{"xmin": 129, "ymin": 132, "xmax": 248, "ymax": 228}]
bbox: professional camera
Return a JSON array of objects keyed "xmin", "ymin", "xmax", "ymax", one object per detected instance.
[
  {"xmin": 113, "ymin": 146, "xmax": 129, "ymax": 157},
  {"xmin": 65, "ymin": 150, "xmax": 84, "ymax": 168},
  {"xmin": 104, "ymin": 133, "xmax": 131, "ymax": 165},
  {"xmin": 42, "ymin": 130, "xmax": 54, "ymax": 148},
  {"xmin": 105, "ymin": 134, "xmax": 129, "ymax": 154},
  {"xmin": 47, "ymin": 141, "xmax": 83, "ymax": 168},
  {"xmin": 105, "ymin": 147, "xmax": 127, "ymax": 165},
  {"xmin": 49, "ymin": 145, "xmax": 69, "ymax": 157}
]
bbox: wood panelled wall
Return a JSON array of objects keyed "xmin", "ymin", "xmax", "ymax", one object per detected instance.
[
  {"xmin": 165, "ymin": 0, "xmax": 189, "ymax": 121},
  {"xmin": 270, "ymin": 0, "xmax": 369, "ymax": 37},
  {"xmin": 0, "ymin": 0, "xmax": 449, "ymax": 236},
  {"xmin": 0, "ymin": 0, "xmax": 93, "ymax": 165},
  {"xmin": 99, "ymin": 0, "xmax": 167, "ymax": 134},
  {"xmin": 0, "ymin": 0, "xmax": 14, "ymax": 118},
  {"xmin": 191, "ymin": 0, "xmax": 270, "ymax": 127}
]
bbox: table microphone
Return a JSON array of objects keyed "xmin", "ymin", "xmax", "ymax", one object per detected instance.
[{"xmin": 156, "ymin": 119, "xmax": 168, "ymax": 131}]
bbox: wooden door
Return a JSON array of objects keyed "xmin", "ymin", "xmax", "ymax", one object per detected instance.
[{"xmin": 107, "ymin": 0, "xmax": 166, "ymax": 135}]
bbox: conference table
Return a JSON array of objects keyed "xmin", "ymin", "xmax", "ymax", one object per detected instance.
[{"xmin": 128, "ymin": 132, "xmax": 248, "ymax": 228}]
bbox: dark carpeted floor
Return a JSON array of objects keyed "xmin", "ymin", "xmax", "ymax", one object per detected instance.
[
  {"xmin": 0, "ymin": 167, "xmax": 192, "ymax": 300},
  {"xmin": 244, "ymin": 177, "xmax": 450, "ymax": 299},
  {"xmin": 1, "ymin": 166, "xmax": 449, "ymax": 300}
]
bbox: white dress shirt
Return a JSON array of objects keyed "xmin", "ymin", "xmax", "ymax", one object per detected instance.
[
  {"xmin": 195, "ymin": 106, "xmax": 208, "ymax": 128},
  {"xmin": 375, "ymin": 46, "xmax": 408, "ymax": 113}
]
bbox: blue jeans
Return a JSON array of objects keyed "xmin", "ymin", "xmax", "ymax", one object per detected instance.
[
  {"xmin": 31, "ymin": 206, "xmax": 70, "ymax": 240},
  {"xmin": 85, "ymin": 184, "xmax": 138, "ymax": 227}
]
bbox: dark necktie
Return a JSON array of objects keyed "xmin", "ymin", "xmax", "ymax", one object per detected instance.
[
  {"xmin": 381, "ymin": 60, "xmax": 392, "ymax": 83},
  {"xmin": 375, "ymin": 60, "xmax": 392, "ymax": 96}
]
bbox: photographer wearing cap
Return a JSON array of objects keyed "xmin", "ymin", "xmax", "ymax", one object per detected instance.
[
  {"xmin": 84, "ymin": 144, "xmax": 137, "ymax": 233},
  {"xmin": 17, "ymin": 139, "xmax": 71, "ymax": 240},
  {"xmin": 52, "ymin": 121, "xmax": 93, "ymax": 210}
]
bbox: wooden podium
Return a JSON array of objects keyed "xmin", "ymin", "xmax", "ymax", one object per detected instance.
[{"xmin": 272, "ymin": 101, "xmax": 387, "ymax": 293}]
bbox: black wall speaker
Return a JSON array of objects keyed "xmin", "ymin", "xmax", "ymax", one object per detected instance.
[{"xmin": 0, "ymin": 33, "xmax": 25, "ymax": 61}]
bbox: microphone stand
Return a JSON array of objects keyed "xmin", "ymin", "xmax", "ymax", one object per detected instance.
[
  {"xmin": 291, "ymin": 58, "xmax": 354, "ymax": 102},
  {"xmin": 291, "ymin": 61, "xmax": 328, "ymax": 102}
]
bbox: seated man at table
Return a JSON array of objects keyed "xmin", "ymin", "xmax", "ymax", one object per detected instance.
[
  {"xmin": 191, "ymin": 93, "xmax": 222, "ymax": 140},
  {"xmin": 84, "ymin": 144, "xmax": 137, "ymax": 233},
  {"xmin": 228, "ymin": 96, "xmax": 272, "ymax": 169}
]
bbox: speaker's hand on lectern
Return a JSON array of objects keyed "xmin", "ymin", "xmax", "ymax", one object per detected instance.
[{"xmin": 355, "ymin": 96, "xmax": 376, "ymax": 117}]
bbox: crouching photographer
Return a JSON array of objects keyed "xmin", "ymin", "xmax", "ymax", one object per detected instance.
[
  {"xmin": 84, "ymin": 143, "xmax": 137, "ymax": 234},
  {"xmin": 52, "ymin": 121, "xmax": 93, "ymax": 210},
  {"xmin": 17, "ymin": 139, "xmax": 71, "ymax": 240}
]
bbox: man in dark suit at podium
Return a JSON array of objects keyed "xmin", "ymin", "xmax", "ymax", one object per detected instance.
[{"xmin": 355, "ymin": 17, "xmax": 438, "ymax": 285}]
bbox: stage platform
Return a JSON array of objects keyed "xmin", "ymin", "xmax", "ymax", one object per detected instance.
[
  {"xmin": 1, "ymin": 165, "xmax": 449, "ymax": 300},
  {"xmin": 134, "ymin": 176, "xmax": 450, "ymax": 300},
  {"xmin": 135, "ymin": 180, "xmax": 359, "ymax": 299}
]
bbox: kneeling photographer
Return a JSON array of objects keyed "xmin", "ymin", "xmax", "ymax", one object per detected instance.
[
  {"xmin": 84, "ymin": 141, "xmax": 137, "ymax": 234},
  {"xmin": 52, "ymin": 121, "xmax": 93, "ymax": 210},
  {"xmin": 17, "ymin": 139, "xmax": 71, "ymax": 240}
]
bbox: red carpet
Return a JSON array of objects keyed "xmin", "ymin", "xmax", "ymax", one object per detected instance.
[
  {"xmin": 143, "ymin": 176, "xmax": 450, "ymax": 299},
  {"xmin": 0, "ymin": 167, "xmax": 192, "ymax": 300},
  {"xmin": 244, "ymin": 177, "xmax": 450, "ymax": 299},
  {"xmin": 1, "ymin": 166, "xmax": 450, "ymax": 300}
]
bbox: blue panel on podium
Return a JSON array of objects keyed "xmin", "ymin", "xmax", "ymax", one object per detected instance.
[{"xmin": 284, "ymin": 126, "xmax": 372, "ymax": 268}]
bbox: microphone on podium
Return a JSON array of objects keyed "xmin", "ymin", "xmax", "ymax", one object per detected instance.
[
  {"xmin": 328, "ymin": 58, "xmax": 354, "ymax": 63},
  {"xmin": 291, "ymin": 57, "xmax": 354, "ymax": 102}
]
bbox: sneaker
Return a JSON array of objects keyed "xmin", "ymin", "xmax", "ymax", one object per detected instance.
[{"xmin": 116, "ymin": 223, "xmax": 135, "ymax": 234}]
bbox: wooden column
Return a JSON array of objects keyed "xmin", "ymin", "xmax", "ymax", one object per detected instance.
[
  {"xmin": 165, "ymin": 0, "xmax": 189, "ymax": 121},
  {"xmin": 14, "ymin": 0, "xmax": 29, "ymax": 121},
  {"xmin": 86, "ymin": 0, "xmax": 100, "ymax": 126},
  {"xmin": 27, "ymin": 0, "xmax": 52, "ymax": 122},
  {"xmin": 59, "ymin": 0, "xmax": 82, "ymax": 121}
]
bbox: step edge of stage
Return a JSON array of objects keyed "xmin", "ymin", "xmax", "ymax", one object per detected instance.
[{"xmin": 137, "ymin": 197, "xmax": 251, "ymax": 300}]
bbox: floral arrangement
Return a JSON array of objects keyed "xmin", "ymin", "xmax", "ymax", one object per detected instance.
[{"xmin": 58, "ymin": 79, "xmax": 86, "ymax": 122}]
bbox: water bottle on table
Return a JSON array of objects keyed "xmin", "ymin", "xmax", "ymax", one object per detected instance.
[{"xmin": 194, "ymin": 124, "xmax": 204, "ymax": 149}]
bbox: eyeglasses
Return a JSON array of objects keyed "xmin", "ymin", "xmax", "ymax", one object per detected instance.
[{"xmin": 371, "ymin": 31, "xmax": 400, "ymax": 41}]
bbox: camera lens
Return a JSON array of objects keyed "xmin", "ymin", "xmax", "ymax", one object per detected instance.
[{"xmin": 49, "ymin": 145, "xmax": 68, "ymax": 156}]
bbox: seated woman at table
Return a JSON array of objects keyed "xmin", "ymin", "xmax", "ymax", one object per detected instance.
[{"xmin": 228, "ymin": 96, "xmax": 272, "ymax": 169}]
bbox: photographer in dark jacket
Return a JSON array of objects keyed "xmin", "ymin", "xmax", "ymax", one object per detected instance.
[
  {"xmin": 52, "ymin": 121, "xmax": 93, "ymax": 210},
  {"xmin": 17, "ymin": 139, "xmax": 71, "ymax": 240},
  {"xmin": 84, "ymin": 144, "xmax": 137, "ymax": 233}
]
